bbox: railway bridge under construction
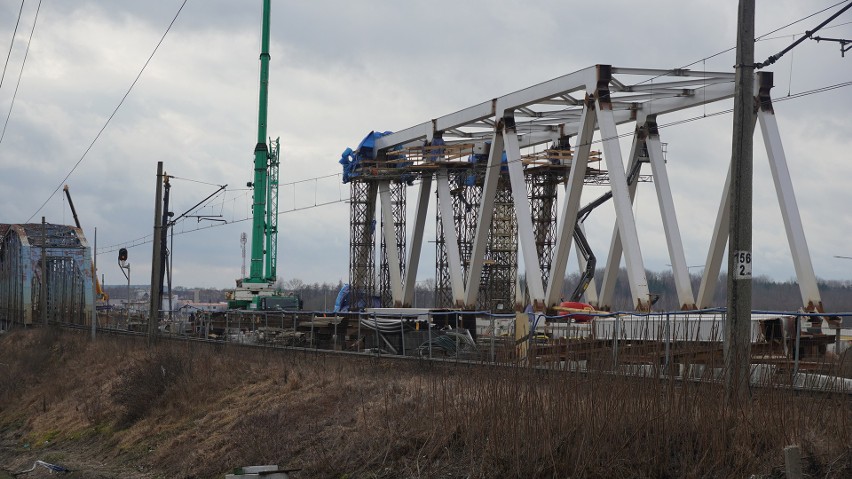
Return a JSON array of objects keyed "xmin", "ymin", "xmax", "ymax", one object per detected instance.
[{"xmin": 341, "ymin": 65, "xmax": 824, "ymax": 314}]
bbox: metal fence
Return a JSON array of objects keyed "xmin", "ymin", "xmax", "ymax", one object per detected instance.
[
  {"xmin": 7, "ymin": 306, "xmax": 851, "ymax": 390},
  {"xmin": 87, "ymin": 307, "xmax": 849, "ymax": 369}
]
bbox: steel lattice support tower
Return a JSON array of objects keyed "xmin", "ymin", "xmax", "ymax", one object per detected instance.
[
  {"xmin": 434, "ymin": 220, "xmax": 452, "ymax": 308},
  {"xmin": 435, "ymin": 176, "xmax": 468, "ymax": 308},
  {"xmin": 436, "ymin": 170, "xmax": 483, "ymax": 308},
  {"xmin": 380, "ymin": 182, "xmax": 406, "ymax": 307},
  {"xmin": 483, "ymin": 177, "xmax": 516, "ymax": 313},
  {"xmin": 435, "ymin": 171, "xmax": 516, "ymax": 312},
  {"xmin": 349, "ymin": 180, "xmax": 377, "ymax": 309},
  {"xmin": 527, "ymin": 171, "xmax": 559, "ymax": 290}
]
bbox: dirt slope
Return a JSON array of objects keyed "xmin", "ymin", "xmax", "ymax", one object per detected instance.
[{"xmin": 1, "ymin": 328, "xmax": 851, "ymax": 478}]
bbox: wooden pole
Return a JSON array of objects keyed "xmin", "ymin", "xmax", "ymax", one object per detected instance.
[{"xmin": 148, "ymin": 162, "xmax": 164, "ymax": 345}]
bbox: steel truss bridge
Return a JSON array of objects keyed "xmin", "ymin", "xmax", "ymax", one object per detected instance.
[
  {"xmin": 0, "ymin": 223, "xmax": 94, "ymax": 326},
  {"xmin": 343, "ymin": 64, "xmax": 822, "ymax": 313}
]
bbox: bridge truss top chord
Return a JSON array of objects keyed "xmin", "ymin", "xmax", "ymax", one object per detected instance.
[{"xmin": 340, "ymin": 64, "xmax": 823, "ymax": 315}]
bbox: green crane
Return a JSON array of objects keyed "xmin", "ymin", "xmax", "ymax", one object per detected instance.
[{"xmin": 229, "ymin": 0, "xmax": 296, "ymax": 311}]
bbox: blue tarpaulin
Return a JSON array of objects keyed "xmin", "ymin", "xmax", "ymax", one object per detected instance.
[{"xmin": 339, "ymin": 130, "xmax": 393, "ymax": 184}]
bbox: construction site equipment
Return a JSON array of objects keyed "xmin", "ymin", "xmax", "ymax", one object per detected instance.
[
  {"xmin": 63, "ymin": 185, "xmax": 108, "ymax": 302},
  {"xmin": 228, "ymin": 0, "xmax": 294, "ymax": 311}
]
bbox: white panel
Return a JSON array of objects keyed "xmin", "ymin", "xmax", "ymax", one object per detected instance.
[
  {"xmin": 545, "ymin": 103, "xmax": 596, "ymax": 306},
  {"xmin": 464, "ymin": 129, "xmax": 505, "ymax": 308},
  {"xmin": 697, "ymin": 112, "xmax": 757, "ymax": 308},
  {"xmin": 378, "ymin": 182, "xmax": 403, "ymax": 305},
  {"xmin": 611, "ymin": 67, "xmax": 735, "ymax": 79},
  {"xmin": 403, "ymin": 175, "xmax": 432, "ymax": 306},
  {"xmin": 697, "ymin": 162, "xmax": 731, "ymax": 309},
  {"xmin": 758, "ymin": 109, "xmax": 821, "ymax": 309},
  {"xmin": 504, "ymin": 123, "xmax": 545, "ymax": 304},
  {"xmin": 599, "ymin": 133, "xmax": 642, "ymax": 310},
  {"xmin": 596, "ymin": 103, "xmax": 650, "ymax": 309},
  {"xmin": 436, "ymin": 170, "xmax": 466, "ymax": 305},
  {"xmin": 646, "ymin": 130, "xmax": 696, "ymax": 308}
]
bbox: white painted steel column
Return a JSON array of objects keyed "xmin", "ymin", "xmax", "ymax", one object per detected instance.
[
  {"xmin": 596, "ymin": 102, "xmax": 650, "ymax": 310},
  {"xmin": 598, "ymin": 131, "xmax": 643, "ymax": 310},
  {"xmin": 464, "ymin": 126, "xmax": 506, "ymax": 308},
  {"xmin": 697, "ymin": 162, "xmax": 731, "ymax": 308},
  {"xmin": 403, "ymin": 175, "xmax": 432, "ymax": 306},
  {"xmin": 504, "ymin": 119, "xmax": 545, "ymax": 305},
  {"xmin": 646, "ymin": 122, "xmax": 696, "ymax": 309},
  {"xmin": 697, "ymin": 112, "xmax": 757, "ymax": 308},
  {"xmin": 545, "ymin": 102, "xmax": 596, "ymax": 306},
  {"xmin": 436, "ymin": 168, "xmax": 466, "ymax": 306},
  {"xmin": 379, "ymin": 181, "xmax": 404, "ymax": 305},
  {"xmin": 758, "ymin": 109, "xmax": 821, "ymax": 310}
]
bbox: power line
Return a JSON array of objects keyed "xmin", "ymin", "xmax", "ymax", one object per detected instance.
[
  {"xmin": 0, "ymin": 0, "xmax": 26, "ymax": 91},
  {"xmin": 169, "ymin": 175, "xmax": 224, "ymax": 188},
  {"xmin": 632, "ymin": 0, "xmax": 852, "ymax": 87},
  {"xmin": 756, "ymin": 0, "xmax": 850, "ymax": 41},
  {"xmin": 23, "ymin": 0, "xmax": 190, "ymax": 224},
  {"xmin": 97, "ymin": 195, "xmax": 350, "ymax": 256},
  {"xmin": 755, "ymin": 1, "xmax": 852, "ymax": 68},
  {"xmin": 0, "ymin": 0, "xmax": 40, "ymax": 146},
  {"xmin": 95, "ymin": 78, "xmax": 852, "ymax": 258}
]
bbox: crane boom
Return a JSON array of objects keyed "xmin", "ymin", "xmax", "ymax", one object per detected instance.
[
  {"xmin": 63, "ymin": 185, "xmax": 109, "ymax": 302},
  {"xmin": 247, "ymin": 0, "xmax": 273, "ymax": 284},
  {"xmin": 227, "ymin": 0, "xmax": 297, "ymax": 311}
]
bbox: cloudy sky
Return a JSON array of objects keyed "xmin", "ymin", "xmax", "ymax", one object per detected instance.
[{"xmin": 0, "ymin": 0, "xmax": 850, "ymax": 292}]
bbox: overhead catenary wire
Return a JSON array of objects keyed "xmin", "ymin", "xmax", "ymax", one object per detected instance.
[
  {"xmin": 95, "ymin": 77, "xmax": 852, "ymax": 258},
  {"xmin": 0, "ymin": 0, "xmax": 26, "ymax": 91},
  {"xmin": 97, "ymin": 195, "xmax": 351, "ymax": 256},
  {"xmin": 632, "ymin": 0, "xmax": 852, "ymax": 87},
  {"xmin": 755, "ymin": 1, "xmax": 852, "ymax": 68},
  {"xmin": 97, "ymin": 169, "xmax": 350, "ymax": 255},
  {"xmin": 23, "ymin": 0, "xmax": 189, "ymax": 224},
  {"xmin": 0, "ymin": 0, "xmax": 41, "ymax": 146},
  {"xmin": 93, "ymin": 1, "xmax": 852, "ymax": 259}
]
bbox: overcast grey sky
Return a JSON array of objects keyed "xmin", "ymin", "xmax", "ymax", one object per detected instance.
[{"xmin": 0, "ymin": 0, "xmax": 850, "ymax": 291}]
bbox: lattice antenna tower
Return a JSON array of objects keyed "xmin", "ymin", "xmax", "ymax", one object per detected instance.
[{"xmin": 240, "ymin": 232, "xmax": 247, "ymax": 278}]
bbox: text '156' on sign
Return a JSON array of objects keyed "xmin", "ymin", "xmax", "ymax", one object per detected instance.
[{"xmin": 734, "ymin": 250, "xmax": 751, "ymax": 279}]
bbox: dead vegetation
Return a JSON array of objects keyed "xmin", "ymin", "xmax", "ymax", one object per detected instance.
[{"xmin": 0, "ymin": 328, "xmax": 850, "ymax": 478}]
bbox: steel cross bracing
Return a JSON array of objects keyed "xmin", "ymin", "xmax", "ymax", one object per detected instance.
[
  {"xmin": 345, "ymin": 65, "xmax": 823, "ymax": 313},
  {"xmin": 379, "ymin": 182, "xmax": 406, "ymax": 307},
  {"xmin": 348, "ymin": 181, "xmax": 377, "ymax": 310},
  {"xmin": 528, "ymin": 171, "xmax": 559, "ymax": 291},
  {"xmin": 434, "ymin": 169, "xmax": 517, "ymax": 312}
]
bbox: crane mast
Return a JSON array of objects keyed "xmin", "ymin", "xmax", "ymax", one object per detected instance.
[
  {"xmin": 229, "ymin": 0, "xmax": 295, "ymax": 311},
  {"xmin": 247, "ymin": 0, "xmax": 274, "ymax": 284}
]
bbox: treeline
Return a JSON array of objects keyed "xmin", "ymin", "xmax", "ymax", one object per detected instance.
[
  {"xmin": 580, "ymin": 269, "xmax": 852, "ymax": 312},
  {"xmin": 105, "ymin": 270, "xmax": 852, "ymax": 312}
]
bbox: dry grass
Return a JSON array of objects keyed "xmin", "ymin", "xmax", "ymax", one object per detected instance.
[{"xmin": 0, "ymin": 328, "xmax": 850, "ymax": 478}]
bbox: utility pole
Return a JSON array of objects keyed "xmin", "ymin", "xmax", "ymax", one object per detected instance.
[
  {"xmin": 157, "ymin": 175, "xmax": 171, "ymax": 321},
  {"xmin": 40, "ymin": 216, "xmax": 47, "ymax": 326},
  {"xmin": 149, "ymin": 161, "xmax": 165, "ymax": 345},
  {"xmin": 726, "ymin": 0, "xmax": 755, "ymax": 405},
  {"xmin": 92, "ymin": 227, "xmax": 97, "ymax": 340}
]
